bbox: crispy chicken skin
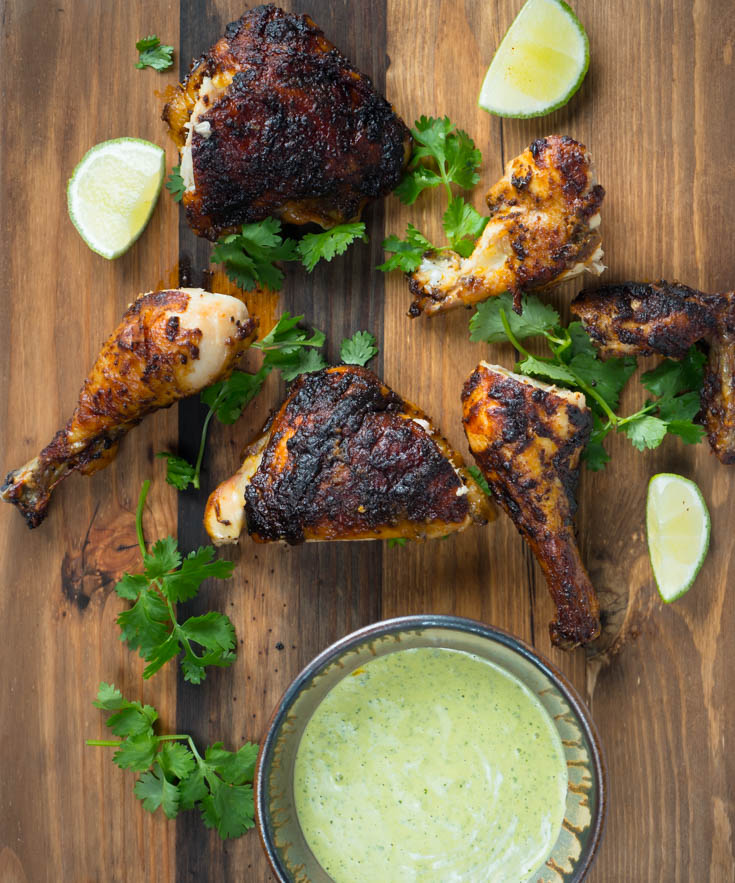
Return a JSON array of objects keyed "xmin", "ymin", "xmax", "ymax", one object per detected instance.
[
  {"xmin": 162, "ymin": 4, "xmax": 411, "ymax": 240},
  {"xmin": 1, "ymin": 289, "xmax": 257, "ymax": 528},
  {"xmin": 462, "ymin": 363, "xmax": 601, "ymax": 648},
  {"xmin": 205, "ymin": 365, "xmax": 494, "ymax": 546},
  {"xmin": 571, "ymin": 280, "xmax": 719, "ymax": 358},
  {"xmin": 409, "ymin": 135, "xmax": 605, "ymax": 317},
  {"xmin": 572, "ymin": 280, "xmax": 735, "ymax": 464}
]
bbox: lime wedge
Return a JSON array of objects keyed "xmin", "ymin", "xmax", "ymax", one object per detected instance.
[
  {"xmin": 479, "ymin": 0, "xmax": 589, "ymax": 118},
  {"xmin": 67, "ymin": 138, "xmax": 165, "ymax": 259},
  {"xmin": 646, "ymin": 473, "xmax": 711, "ymax": 603}
]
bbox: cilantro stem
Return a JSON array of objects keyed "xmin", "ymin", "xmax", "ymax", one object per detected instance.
[
  {"xmin": 135, "ymin": 480, "xmax": 151, "ymax": 559},
  {"xmin": 86, "ymin": 739, "xmax": 122, "ymax": 747},
  {"xmin": 192, "ymin": 405, "xmax": 217, "ymax": 490},
  {"xmin": 499, "ymin": 308, "xmax": 533, "ymax": 359}
]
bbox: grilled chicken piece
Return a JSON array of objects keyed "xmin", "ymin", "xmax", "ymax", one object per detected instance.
[
  {"xmin": 462, "ymin": 363, "xmax": 600, "ymax": 648},
  {"xmin": 571, "ymin": 280, "xmax": 719, "ymax": 358},
  {"xmin": 408, "ymin": 135, "xmax": 605, "ymax": 317},
  {"xmin": 205, "ymin": 365, "xmax": 494, "ymax": 545},
  {"xmin": 1, "ymin": 290, "xmax": 257, "ymax": 528},
  {"xmin": 162, "ymin": 4, "xmax": 411, "ymax": 241},
  {"xmin": 572, "ymin": 280, "xmax": 735, "ymax": 464}
]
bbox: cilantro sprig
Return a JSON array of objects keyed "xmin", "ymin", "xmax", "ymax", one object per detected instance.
[
  {"xmin": 165, "ymin": 165, "xmax": 186, "ymax": 202},
  {"xmin": 135, "ymin": 36, "xmax": 174, "ymax": 72},
  {"xmin": 158, "ymin": 314, "xmax": 327, "ymax": 491},
  {"xmin": 87, "ymin": 683, "xmax": 257, "ymax": 839},
  {"xmin": 116, "ymin": 481, "xmax": 236, "ymax": 682},
  {"xmin": 212, "ymin": 220, "xmax": 367, "ymax": 291},
  {"xmin": 470, "ymin": 293, "xmax": 707, "ymax": 470},
  {"xmin": 380, "ymin": 116, "xmax": 487, "ymax": 272}
]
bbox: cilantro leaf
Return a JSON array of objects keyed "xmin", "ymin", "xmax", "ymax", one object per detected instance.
[
  {"xmin": 134, "ymin": 764, "xmax": 180, "ymax": 818},
  {"xmin": 211, "ymin": 219, "xmax": 299, "ymax": 291},
  {"xmin": 340, "ymin": 331, "xmax": 379, "ymax": 366},
  {"xmin": 582, "ymin": 436, "xmax": 612, "ymax": 471},
  {"xmin": 666, "ymin": 420, "xmax": 707, "ymax": 444},
  {"xmin": 156, "ymin": 451, "xmax": 197, "ymax": 490},
  {"xmin": 93, "ymin": 682, "xmax": 127, "ymax": 712},
  {"xmin": 158, "ymin": 742, "xmax": 197, "ymax": 781},
  {"xmin": 467, "ymin": 465, "xmax": 492, "ymax": 497},
  {"xmin": 277, "ymin": 347, "xmax": 327, "ymax": 381},
  {"xmin": 378, "ymin": 224, "xmax": 434, "ymax": 273},
  {"xmin": 566, "ymin": 352, "xmax": 637, "ymax": 413},
  {"xmin": 204, "ymin": 742, "xmax": 259, "ymax": 785},
  {"xmin": 517, "ymin": 355, "xmax": 577, "ymax": 386},
  {"xmin": 117, "ymin": 587, "xmax": 170, "ymax": 658},
  {"xmin": 181, "ymin": 611, "xmax": 236, "ymax": 657},
  {"xmin": 161, "ymin": 547, "xmax": 235, "ymax": 604},
  {"xmin": 144, "ymin": 537, "xmax": 181, "ymax": 580},
  {"xmin": 200, "ymin": 781, "xmax": 255, "ymax": 839},
  {"xmin": 296, "ymin": 222, "xmax": 367, "ymax": 272},
  {"xmin": 443, "ymin": 196, "xmax": 488, "ymax": 257},
  {"xmin": 387, "ymin": 537, "xmax": 408, "ymax": 548},
  {"xmin": 621, "ymin": 415, "xmax": 669, "ymax": 451},
  {"xmin": 105, "ymin": 704, "xmax": 158, "ymax": 738},
  {"xmin": 641, "ymin": 347, "xmax": 707, "ymax": 398},
  {"xmin": 135, "ymin": 35, "xmax": 174, "ymax": 72},
  {"xmin": 165, "ymin": 165, "xmax": 186, "ymax": 202},
  {"xmin": 113, "ymin": 734, "xmax": 158, "ymax": 772},
  {"xmin": 201, "ymin": 367, "xmax": 268, "ymax": 425},
  {"xmin": 469, "ymin": 293, "xmax": 560, "ymax": 343},
  {"xmin": 393, "ymin": 165, "xmax": 442, "ymax": 204}
]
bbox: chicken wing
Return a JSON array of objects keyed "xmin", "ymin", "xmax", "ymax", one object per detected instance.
[
  {"xmin": 572, "ymin": 280, "xmax": 735, "ymax": 463},
  {"xmin": 205, "ymin": 365, "xmax": 494, "ymax": 545},
  {"xmin": 462, "ymin": 363, "xmax": 600, "ymax": 648},
  {"xmin": 1, "ymin": 289, "xmax": 257, "ymax": 527},
  {"xmin": 162, "ymin": 5, "xmax": 411, "ymax": 241},
  {"xmin": 408, "ymin": 135, "xmax": 605, "ymax": 317}
]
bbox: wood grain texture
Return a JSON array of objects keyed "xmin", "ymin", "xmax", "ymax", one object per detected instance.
[{"xmin": 1, "ymin": 1, "xmax": 734, "ymax": 881}]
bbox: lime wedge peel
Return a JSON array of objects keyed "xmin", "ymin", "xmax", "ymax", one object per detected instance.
[
  {"xmin": 67, "ymin": 138, "xmax": 165, "ymax": 260},
  {"xmin": 646, "ymin": 473, "xmax": 711, "ymax": 604},
  {"xmin": 479, "ymin": 0, "xmax": 590, "ymax": 119}
]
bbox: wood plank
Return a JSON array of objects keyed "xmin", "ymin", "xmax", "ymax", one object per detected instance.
[
  {"xmin": 172, "ymin": 3, "xmax": 388, "ymax": 879},
  {"xmin": 0, "ymin": 1, "xmax": 180, "ymax": 881}
]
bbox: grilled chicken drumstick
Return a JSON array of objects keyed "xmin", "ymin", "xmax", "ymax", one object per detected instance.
[
  {"xmin": 462, "ymin": 363, "xmax": 601, "ymax": 648},
  {"xmin": 205, "ymin": 365, "xmax": 494, "ymax": 546},
  {"xmin": 572, "ymin": 280, "xmax": 735, "ymax": 463},
  {"xmin": 163, "ymin": 4, "xmax": 411, "ymax": 240},
  {"xmin": 409, "ymin": 135, "xmax": 605, "ymax": 317},
  {"xmin": 1, "ymin": 289, "xmax": 256, "ymax": 528}
]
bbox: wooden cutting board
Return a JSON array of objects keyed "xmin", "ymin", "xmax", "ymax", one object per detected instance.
[{"xmin": 1, "ymin": 1, "xmax": 733, "ymax": 880}]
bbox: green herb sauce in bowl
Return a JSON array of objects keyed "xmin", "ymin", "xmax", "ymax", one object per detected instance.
[{"xmin": 256, "ymin": 616, "xmax": 606, "ymax": 883}]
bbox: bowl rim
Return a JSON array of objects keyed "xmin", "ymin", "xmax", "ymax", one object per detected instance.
[{"xmin": 255, "ymin": 613, "xmax": 607, "ymax": 883}]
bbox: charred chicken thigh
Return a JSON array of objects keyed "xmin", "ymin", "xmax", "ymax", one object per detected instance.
[
  {"xmin": 572, "ymin": 280, "xmax": 735, "ymax": 464},
  {"xmin": 205, "ymin": 365, "xmax": 493, "ymax": 545},
  {"xmin": 462, "ymin": 363, "xmax": 601, "ymax": 648},
  {"xmin": 409, "ymin": 135, "xmax": 605, "ymax": 317},
  {"xmin": 1, "ymin": 289, "xmax": 256, "ymax": 527},
  {"xmin": 163, "ymin": 4, "xmax": 411, "ymax": 240}
]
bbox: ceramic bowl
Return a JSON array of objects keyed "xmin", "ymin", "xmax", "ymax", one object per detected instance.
[{"xmin": 255, "ymin": 615, "xmax": 606, "ymax": 882}]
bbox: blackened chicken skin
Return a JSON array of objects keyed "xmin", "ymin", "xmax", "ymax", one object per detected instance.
[
  {"xmin": 162, "ymin": 5, "xmax": 411, "ymax": 241},
  {"xmin": 1, "ymin": 290, "xmax": 257, "ymax": 528},
  {"xmin": 572, "ymin": 280, "xmax": 735, "ymax": 464},
  {"xmin": 462, "ymin": 363, "xmax": 601, "ymax": 648},
  {"xmin": 205, "ymin": 365, "xmax": 494, "ymax": 545},
  {"xmin": 408, "ymin": 135, "xmax": 605, "ymax": 317}
]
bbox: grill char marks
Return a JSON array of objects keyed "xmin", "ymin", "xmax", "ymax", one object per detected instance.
[
  {"xmin": 572, "ymin": 280, "xmax": 720, "ymax": 358},
  {"xmin": 163, "ymin": 4, "xmax": 411, "ymax": 240},
  {"xmin": 232, "ymin": 366, "xmax": 492, "ymax": 545},
  {"xmin": 462, "ymin": 363, "xmax": 601, "ymax": 648},
  {"xmin": 572, "ymin": 280, "xmax": 735, "ymax": 464}
]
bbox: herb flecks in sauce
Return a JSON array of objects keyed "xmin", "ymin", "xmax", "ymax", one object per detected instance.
[{"xmin": 294, "ymin": 647, "xmax": 568, "ymax": 883}]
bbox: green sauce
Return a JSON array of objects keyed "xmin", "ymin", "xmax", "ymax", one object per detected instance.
[{"xmin": 293, "ymin": 647, "xmax": 567, "ymax": 883}]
